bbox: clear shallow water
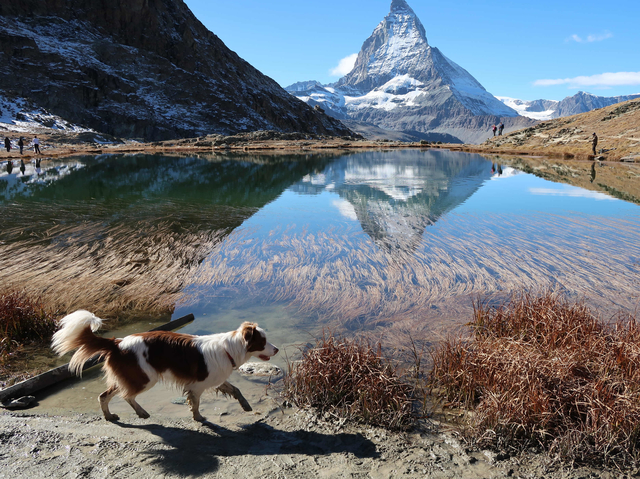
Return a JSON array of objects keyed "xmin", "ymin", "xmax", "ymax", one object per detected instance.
[{"xmin": 2, "ymin": 150, "xmax": 640, "ymax": 346}]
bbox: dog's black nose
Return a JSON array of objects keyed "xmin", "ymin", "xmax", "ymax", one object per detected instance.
[{"xmin": 273, "ymin": 347, "xmax": 279, "ymax": 356}]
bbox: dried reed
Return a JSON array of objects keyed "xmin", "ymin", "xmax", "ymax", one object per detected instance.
[
  {"xmin": 282, "ymin": 331, "xmax": 416, "ymax": 430},
  {"xmin": 429, "ymin": 291, "xmax": 640, "ymax": 468},
  {"xmin": 0, "ymin": 289, "xmax": 57, "ymax": 373}
]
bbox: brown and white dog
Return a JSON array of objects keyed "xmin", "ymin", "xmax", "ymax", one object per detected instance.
[{"xmin": 51, "ymin": 310, "xmax": 278, "ymax": 422}]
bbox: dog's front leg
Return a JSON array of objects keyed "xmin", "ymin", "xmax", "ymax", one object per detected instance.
[
  {"xmin": 185, "ymin": 390, "xmax": 205, "ymax": 422},
  {"xmin": 216, "ymin": 381, "xmax": 252, "ymax": 412}
]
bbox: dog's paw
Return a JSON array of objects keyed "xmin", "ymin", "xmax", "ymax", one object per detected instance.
[
  {"xmin": 104, "ymin": 413, "xmax": 119, "ymax": 421},
  {"xmin": 193, "ymin": 414, "xmax": 206, "ymax": 422},
  {"xmin": 137, "ymin": 411, "xmax": 150, "ymax": 419}
]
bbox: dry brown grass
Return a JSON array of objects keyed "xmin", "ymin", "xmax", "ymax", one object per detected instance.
[
  {"xmin": 0, "ymin": 289, "xmax": 58, "ymax": 378},
  {"xmin": 483, "ymin": 98, "xmax": 640, "ymax": 161},
  {"xmin": 429, "ymin": 291, "xmax": 640, "ymax": 469},
  {"xmin": 282, "ymin": 331, "xmax": 417, "ymax": 430}
]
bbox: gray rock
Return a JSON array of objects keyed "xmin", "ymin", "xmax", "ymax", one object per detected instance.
[
  {"xmin": 1, "ymin": 395, "xmax": 36, "ymax": 410},
  {"xmin": 238, "ymin": 362, "xmax": 283, "ymax": 378}
]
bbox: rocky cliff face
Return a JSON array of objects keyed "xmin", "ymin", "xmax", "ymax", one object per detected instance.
[
  {"xmin": 287, "ymin": 0, "xmax": 535, "ymax": 144},
  {"xmin": 0, "ymin": 0, "xmax": 352, "ymax": 140}
]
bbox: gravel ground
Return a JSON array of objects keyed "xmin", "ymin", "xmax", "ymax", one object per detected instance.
[{"xmin": 0, "ymin": 405, "xmax": 629, "ymax": 479}]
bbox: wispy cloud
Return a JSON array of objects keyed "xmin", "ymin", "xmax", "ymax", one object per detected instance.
[
  {"xmin": 534, "ymin": 71, "xmax": 640, "ymax": 87},
  {"xmin": 529, "ymin": 187, "xmax": 615, "ymax": 201},
  {"xmin": 330, "ymin": 53, "xmax": 358, "ymax": 77},
  {"xmin": 568, "ymin": 31, "xmax": 613, "ymax": 43}
]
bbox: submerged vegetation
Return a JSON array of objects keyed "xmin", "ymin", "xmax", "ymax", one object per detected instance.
[{"xmin": 430, "ymin": 292, "xmax": 640, "ymax": 468}]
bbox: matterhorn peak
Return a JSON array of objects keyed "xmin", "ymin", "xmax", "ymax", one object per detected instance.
[
  {"xmin": 289, "ymin": 0, "xmax": 532, "ymax": 144},
  {"xmin": 337, "ymin": 0, "xmax": 429, "ymax": 92},
  {"xmin": 390, "ymin": 0, "xmax": 421, "ymax": 22}
]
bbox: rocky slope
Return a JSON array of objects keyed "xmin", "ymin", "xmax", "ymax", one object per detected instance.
[
  {"xmin": 286, "ymin": 0, "xmax": 536, "ymax": 144},
  {"xmin": 0, "ymin": 0, "xmax": 352, "ymax": 141},
  {"xmin": 484, "ymin": 97, "xmax": 640, "ymax": 161},
  {"xmin": 499, "ymin": 91, "xmax": 640, "ymax": 121}
]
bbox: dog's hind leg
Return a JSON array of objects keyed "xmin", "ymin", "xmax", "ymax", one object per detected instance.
[
  {"xmin": 99, "ymin": 386, "xmax": 120, "ymax": 421},
  {"xmin": 124, "ymin": 396, "xmax": 150, "ymax": 419},
  {"xmin": 185, "ymin": 389, "xmax": 205, "ymax": 422}
]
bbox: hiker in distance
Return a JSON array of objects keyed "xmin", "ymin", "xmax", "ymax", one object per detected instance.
[{"xmin": 33, "ymin": 136, "xmax": 41, "ymax": 154}]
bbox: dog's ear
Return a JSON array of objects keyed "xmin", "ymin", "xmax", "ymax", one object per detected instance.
[{"xmin": 240, "ymin": 322, "xmax": 257, "ymax": 343}]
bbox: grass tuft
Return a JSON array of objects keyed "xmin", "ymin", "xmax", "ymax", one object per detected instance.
[
  {"xmin": 283, "ymin": 331, "xmax": 416, "ymax": 430},
  {"xmin": 429, "ymin": 291, "xmax": 640, "ymax": 468},
  {"xmin": 0, "ymin": 290, "xmax": 58, "ymax": 372}
]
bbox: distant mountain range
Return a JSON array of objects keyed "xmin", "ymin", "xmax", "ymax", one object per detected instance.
[
  {"xmin": 286, "ymin": 0, "xmax": 536, "ymax": 144},
  {"xmin": 498, "ymin": 91, "xmax": 640, "ymax": 122},
  {"xmin": 0, "ymin": 0, "xmax": 352, "ymax": 141}
]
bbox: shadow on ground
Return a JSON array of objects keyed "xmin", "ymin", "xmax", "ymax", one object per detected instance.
[{"xmin": 117, "ymin": 419, "xmax": 379, "ymax": 476}]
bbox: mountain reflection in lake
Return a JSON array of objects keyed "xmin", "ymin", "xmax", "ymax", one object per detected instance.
[{"xmin": 1, "ymin": 150, "xmax": 639, "ymax": 347}]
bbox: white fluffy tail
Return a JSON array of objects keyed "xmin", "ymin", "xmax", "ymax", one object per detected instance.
[{"xmin": 51, "ymin": 310, "xmax": 103, "ymax": 356}]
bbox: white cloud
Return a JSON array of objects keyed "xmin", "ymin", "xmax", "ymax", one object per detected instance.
[
  {"xmin": 529, "ymin": 187, "xmax": 615, "ymax": 201},
  {"xmin": 568, "ymin": 31, "xmax": 613, "ymax": 43},
  {"xmin": 332, "ymin": 199, "xmax": 358, "ymax": 220},
  {"xmin": 534, "ymin": 71, "xmax": 640, "ymax": 87},
  {"xmin": 330, "ymin": 53, "xmax": 358, "ymax": 77}
]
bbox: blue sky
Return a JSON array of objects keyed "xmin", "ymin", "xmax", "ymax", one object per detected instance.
[{"xmin": 184, "ymin": 0, "xmax": 640, "ymax": 101}]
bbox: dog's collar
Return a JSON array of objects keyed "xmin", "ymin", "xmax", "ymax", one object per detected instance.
[{"xmin": 225, "ymin": 350, "xmax": 237, "ymax": 369}]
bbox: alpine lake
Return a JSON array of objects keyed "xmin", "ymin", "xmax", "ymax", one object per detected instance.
[{"xmin": 2, "ymin": 148, "xmax": 640, "ymax": 416}]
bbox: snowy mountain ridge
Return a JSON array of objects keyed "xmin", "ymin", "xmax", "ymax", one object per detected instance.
[{"xmin": 498, "ymin": 91, "xmax": 640, "ymax": 121}]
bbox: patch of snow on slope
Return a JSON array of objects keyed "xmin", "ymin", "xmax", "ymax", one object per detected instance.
[
  {"xmin": 345, "ymin": 75, "xmax": 424, "ymax": 111},
  {"xmin": 438, "ymin": 53, "xmax": 516, "ymax": 117},
  {"xmin": 0, "ymin": 94, "xmax": 94, "ymax": 133}
]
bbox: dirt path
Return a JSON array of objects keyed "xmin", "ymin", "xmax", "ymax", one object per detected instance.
[{"xmin": 0, "ymin": 406, "xmax": 623, "ymax": 478}]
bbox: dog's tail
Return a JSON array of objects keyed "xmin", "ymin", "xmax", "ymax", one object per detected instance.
[{"xmin": 51, "ymin": 310, "xmax": 118, "ymax": 376}]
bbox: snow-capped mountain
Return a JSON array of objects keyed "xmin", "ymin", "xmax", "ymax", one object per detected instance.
[
  {"xmin": 286, "ymin": 0, "xmax": 535, "ymax": 144},
  {"xmin": 498, "ymin": 92, "xmax": 640, "ymax": 121},
  {"xmin": 0, "ymin": 0, "xmax": 352, "ymax": 141}
]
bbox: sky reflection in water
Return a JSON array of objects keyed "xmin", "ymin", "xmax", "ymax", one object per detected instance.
[{"xmin": 1, "ymin": 150, "xmax": 639, "ymax": 341}]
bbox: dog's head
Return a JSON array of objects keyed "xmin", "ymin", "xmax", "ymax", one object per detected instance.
[{"xmin": 240, "ymin": 322, "xmax": 278, "ymax": 361}]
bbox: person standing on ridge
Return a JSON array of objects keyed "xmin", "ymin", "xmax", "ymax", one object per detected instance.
[
  {"xmin": 498, "ymin": 122, "xmax": 504, "ymax": 136},
  {"xmin": 18, "ymin": 137, "xmax": 24, "ymax": 154},
  {"xmin": 591, "ymin": 132, "xmax": 598, "ymax": 155},
  {"xmin": 492, "ymin": 125, "xmax": 497, "ymax": 136},
  {"xmin": 33, "ymin": 136, "xmax": 41, "ymax": 155},
  {"xmin": 4, "ymin": 137, "xmax": 10, "ymax": 152}
]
